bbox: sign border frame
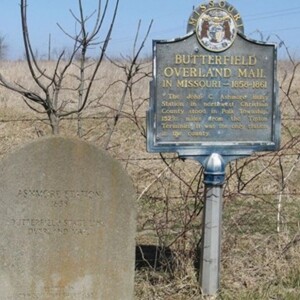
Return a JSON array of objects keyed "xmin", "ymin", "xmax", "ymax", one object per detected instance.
[{"xmin": 147, "ymin": 31, "xmax": 280, "ymax": 158}]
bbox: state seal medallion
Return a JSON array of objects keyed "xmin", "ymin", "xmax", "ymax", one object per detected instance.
[
  {"xmin": 187, "ymin": 1, "xmax": 244, "ymax": 53},
  {"xmin": 197, "ymin": 8, "xmax": 236, "ymax": 52}
]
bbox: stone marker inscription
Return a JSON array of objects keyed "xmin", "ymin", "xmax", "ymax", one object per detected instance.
[
  {"xmin": 147, "ymin": 1, "xmax": 280, "ymax": 156},
  {"xmin": 0, "ymin": 137, "xmax": 136, "ymax": 300}
]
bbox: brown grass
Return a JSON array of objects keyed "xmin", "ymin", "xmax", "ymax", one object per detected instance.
[{"xmin": 0, "ymin": 59, "xmax": 300, "ymax": 299}]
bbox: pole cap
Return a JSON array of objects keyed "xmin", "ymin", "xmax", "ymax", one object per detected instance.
[{"xmin": 203, "ymin": 153, "xmax": 226, "ymax": 186}]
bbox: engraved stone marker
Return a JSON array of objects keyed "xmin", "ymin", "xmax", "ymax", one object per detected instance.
[{"xmin": 0, "ymin": 137, "xmax": 136, "ymax": 300}]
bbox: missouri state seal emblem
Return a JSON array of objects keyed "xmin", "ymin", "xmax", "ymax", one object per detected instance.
[
  {"xmin": 187, "ymin": 1, "xmax": 244, "ymax": 53},
  {"xmin": 196, "ymin": 8, "xmax": 237, "ymax": 52}
]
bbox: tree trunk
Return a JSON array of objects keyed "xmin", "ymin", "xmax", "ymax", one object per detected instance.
[
  {"xmin": 77, "ymin": 112, "xmax": 83, "ymax": 138},
  {"xmin": 49, "ymin": 112, "xmax": 60, "ymax": 135}
]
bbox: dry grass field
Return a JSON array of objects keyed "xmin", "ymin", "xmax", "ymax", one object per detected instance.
[{"xmin": 0, "ymin": 59, "xmax": 300, "ymax": 299}]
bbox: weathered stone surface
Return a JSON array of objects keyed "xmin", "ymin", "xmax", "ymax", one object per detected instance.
[{"xmin": 0, "ymin": 136, "xmax": 136, "ymax": 300}]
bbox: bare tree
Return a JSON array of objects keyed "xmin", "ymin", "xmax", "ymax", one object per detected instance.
[
  {"xmin": 104, "ymin": 19, "xmax": 153, "ymax": 149},
  {"xmin": 0, "ymin": 0, "xmax": 119, "ymax": 135}
]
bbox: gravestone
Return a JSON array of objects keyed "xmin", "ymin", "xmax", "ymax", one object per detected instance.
[{"xmin": 0, "ymin": 136, "xmax": 136, "ymax": 300}]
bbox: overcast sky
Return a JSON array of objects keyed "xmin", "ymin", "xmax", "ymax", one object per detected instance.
[{"xmin": 0, "ymin": 0, "xmax": 300, "ymax": 59}]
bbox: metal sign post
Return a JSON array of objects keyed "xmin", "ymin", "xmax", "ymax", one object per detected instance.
[
  {"xmin": 200, "ymin": 153, "xmax": 225, "ymax": 295},
  {"xmin": 146, "ymin": 1, "xmax": 280, "ymax": 297},
  {"xmin": 201, "ymin": 183, "xmax": 223, "ymax": 295}
]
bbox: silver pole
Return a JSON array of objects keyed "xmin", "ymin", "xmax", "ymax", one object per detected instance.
[
  {"xmin": 200, "ymin": 184, "xmax": 223, "ymax": 295},
  {"xmin": 199, "ymin": 153, "xmax": 225, "ymax": 296}
]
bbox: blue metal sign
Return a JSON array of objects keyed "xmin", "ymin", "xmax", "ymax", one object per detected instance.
[
  {"xmin": 147, "ymin": 2, "xmax": 280, "ymax": 162},
  {"xmin": 146, "ymin": 1, "xmax": 281, "ymax": 296}
]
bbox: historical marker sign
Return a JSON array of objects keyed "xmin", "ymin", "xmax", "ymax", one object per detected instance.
[
  {"xmin": 147, "ymin": 0, "xmax": 280, "ymax": 158},
  {"xmin": 147, "ymin": 1, "xmax": 281, "ymax": 296}
]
